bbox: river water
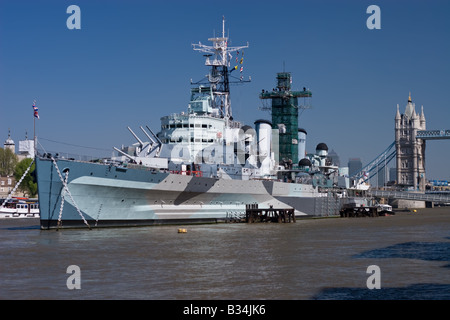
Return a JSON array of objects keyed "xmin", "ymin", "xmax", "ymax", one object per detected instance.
[{"xmin": 0, "ymin": 208, "xmax": 449, "ymax": 300}]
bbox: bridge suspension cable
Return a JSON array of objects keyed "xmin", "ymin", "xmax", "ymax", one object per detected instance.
[{"xmin": 352, "ymin": 141, "xmax": 396, "ymax": 183}]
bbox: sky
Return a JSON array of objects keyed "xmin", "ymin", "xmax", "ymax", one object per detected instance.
[{"xmin": 1, "ymin": 0, "xmax": 449, "ymax": 180}]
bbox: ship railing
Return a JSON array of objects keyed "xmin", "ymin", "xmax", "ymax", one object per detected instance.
[
  {"xmin": 170, "ymin": 170, "xmax": 203, "ymax": 177},
  {"xmin": 37, "ymin": 149, "xmax": 111, "ymax": 163}
]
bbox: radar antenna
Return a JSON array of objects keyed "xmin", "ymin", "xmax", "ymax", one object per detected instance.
[{"xmin": 192, "ymin": 16, "xmax": 250, "ymax": 124}]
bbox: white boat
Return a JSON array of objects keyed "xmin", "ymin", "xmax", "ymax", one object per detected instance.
[{"xmin": 0, "ymin": 198, "xmax": 40, "ymax": 218}]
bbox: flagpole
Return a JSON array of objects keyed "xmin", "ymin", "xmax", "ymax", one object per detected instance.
[
  {"xmin": 34, "ymin": 111, "xmax": 36, "ymax": 157},
  {"xmin": 33, "ymin": 100, "xmax": 36, "ymax": 158}
]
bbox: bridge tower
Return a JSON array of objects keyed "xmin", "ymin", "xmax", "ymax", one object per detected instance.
[{"xmin": 395, "ymin": 93, "xmax": 426, "ymax": 191}]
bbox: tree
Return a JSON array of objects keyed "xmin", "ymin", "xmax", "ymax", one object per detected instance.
[
  {"xmin": 0, "ymin": 147, "xmax": 18, "ymax": 176},
  {"xmin": 14, "ymin": 158, "xmax": 37, "ymax": 197}
]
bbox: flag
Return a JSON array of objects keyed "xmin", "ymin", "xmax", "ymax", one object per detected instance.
[
  {"xmin": 240, "ymin": 66, "xmax": 243, "ymax": 73},
  {"xmin": 240, "ymin": 57, "xmax": 243, "ymax": 64},
  {"xmin": 33, "ymin": 102, "xmax": 39, "ymax": 119}
]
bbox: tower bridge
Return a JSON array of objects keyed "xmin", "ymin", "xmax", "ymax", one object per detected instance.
[{"xmin": 352, "ymin": 93, "xmax": 449, "ymax": 194}]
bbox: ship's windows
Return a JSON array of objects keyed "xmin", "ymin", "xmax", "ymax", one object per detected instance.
[
  {"xmin": 170, "ymin": 124, "xmax": 175, "ymax": 128},
  {"xmin": 176, "ymin": 124, "xmax": 182, "ymax": 128},
  {"xmin": 195, "ymin": 124, "xmax": 200, "ymax": 128},
  {"xmin": 202, "ymin": 124, "xmax": 207, "ymax": 128},
  {"xmin": 190, "ymin": 124, "xmax": 194, "ymax": 128}
]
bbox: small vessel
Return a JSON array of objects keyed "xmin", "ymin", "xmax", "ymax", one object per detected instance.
[
  {"xmin": 0, "ymin": 197, "xmax": 40, "ymax": 218},
  {"xmin": 376, "ymin": 203, "xmax": 394, "ymax": 216}
]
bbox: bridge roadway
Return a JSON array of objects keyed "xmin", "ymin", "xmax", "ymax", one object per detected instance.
[{"xmin": 367, "ymin": 189, "xmax": 450, "ymax": 203}]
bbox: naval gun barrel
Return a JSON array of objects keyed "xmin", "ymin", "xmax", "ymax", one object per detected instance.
[
  {"xmin": 113, "ymin": 147, "xmax": 136, "ymax": 161},
  {"xmin": 146, "ymin": 125, "xmax": 163, "ymax": 146},
  {"xmin": 140, "ymin": 126, "xmax": 156, "ymax": 145},
  {"xmin": 127, "ymin": 126, "xmax": 144, "ymax": 147}
]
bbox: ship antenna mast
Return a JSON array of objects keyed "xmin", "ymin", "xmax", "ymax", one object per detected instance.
[
  {"xmin": 192, "ymin": 16, "xmax": 249, "ymax": 125},
  {"xmin": 222, "ymin": 15, "xmax": 225, "ymax": 39}
]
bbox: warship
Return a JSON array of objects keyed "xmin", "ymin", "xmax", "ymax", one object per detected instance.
[{"xmin": 36, "ymin": 18, "xmax": 347, "ymax": 229}]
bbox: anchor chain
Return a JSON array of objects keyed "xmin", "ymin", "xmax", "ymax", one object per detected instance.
[
  {"xmin": 51, "ymin": 157, "xmax": 91, "ymax": 229},
  {"xmin": 1, "ymin": 158, "xmax": 35, "ymax": 208}
]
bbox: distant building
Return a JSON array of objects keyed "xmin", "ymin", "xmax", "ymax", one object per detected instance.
[
  {"xmin": 0, "ymin": 176, "xmax": 14, "ymax": 198},
  {"xmin": 389, "ymin": 167, "xmax": 397, "ymax": 183},
  {"xmin": 1, "ymin": 130, "xmax": 16, "ymax": 199},
  {"xmin": 18, "ymin": 132, "xmax": 35, "ymax": 160},
  {"xmin": 348, "ymin": 157, "xmax": 362, "ymax": 177},
  {"xmin": 3, "ymin": 129, "xmax": 15, "ymax": 153},
  {"xmin": 377, "ymin": 166, "xmax": 389, "ymax": 187},
  {"xmin": 328, "ymin": 149, "xmax": 340, "ymax": 167}
]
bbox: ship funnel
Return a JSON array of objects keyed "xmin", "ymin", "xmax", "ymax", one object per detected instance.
[
  {"xmin": 254, "ymin": 119, "xmax": 272, "ymax": 174},
  {"xmin": 298, "ymin": 128, "xmax": 307, "ymax": 161},
  {"xmin": 254, "ymin": 120, "xmax": 272, "ymax": 161}
]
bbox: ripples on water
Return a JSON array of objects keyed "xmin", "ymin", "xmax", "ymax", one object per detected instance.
[{"xmin": 0, "ymin": 208, "xmax": 449, "ymax": 300}]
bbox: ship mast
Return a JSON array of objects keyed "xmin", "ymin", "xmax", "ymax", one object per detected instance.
[{"xmin": 192, "ymin": 16, "xmax": 249, "ymax": 125}]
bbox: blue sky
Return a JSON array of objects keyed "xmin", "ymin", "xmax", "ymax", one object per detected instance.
[{"xmin": 1, "ymin": 0, "xmax": 449, "ymax": 180}]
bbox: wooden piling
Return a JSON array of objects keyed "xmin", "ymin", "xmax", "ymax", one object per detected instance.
[{"xmin": 245, "ymin": 204, "xmax": 296, "ymax": 223}]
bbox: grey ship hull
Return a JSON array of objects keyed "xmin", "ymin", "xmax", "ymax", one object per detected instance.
[{"xmin": 36, "ymin": 157, "xmax": 341, "ymax": 229}]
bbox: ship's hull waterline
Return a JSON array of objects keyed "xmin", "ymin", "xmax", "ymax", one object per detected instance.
[{"xmin": 36, "ymin": 158, "xmax": 341, "ymax": 229}]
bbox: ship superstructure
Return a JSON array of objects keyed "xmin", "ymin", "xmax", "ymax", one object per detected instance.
[{"xmin": 35, "ymin": 18, "xmax": 346, "ymax": 229}]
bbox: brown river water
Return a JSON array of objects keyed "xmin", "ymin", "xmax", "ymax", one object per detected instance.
[{"xmin": 0, "ymin": 207, "xmax": 449, "ymax": 300}]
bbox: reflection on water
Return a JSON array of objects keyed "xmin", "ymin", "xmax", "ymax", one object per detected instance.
[
  {"xmin": 0, "ymin": 208, "xmax": 449, "ymax": 300},
  {"xmin": 312, "ymin": 283, "xmax": 450, "ymax": 300},
  {"xmin": 354, "ymin": 241, "xmax": 450, "ymax": 262}
]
